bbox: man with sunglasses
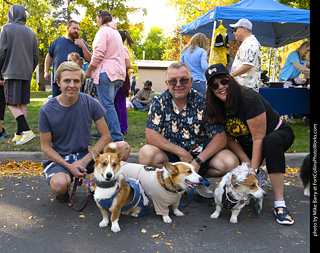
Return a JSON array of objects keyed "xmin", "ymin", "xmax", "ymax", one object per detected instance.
[
  {"xmin": 229, "ymin": 19, "xmax": 261, "ymax": 91},
  {"xmin": 138, "ymin": 62, "xmax": 239, "ymax": 198}
]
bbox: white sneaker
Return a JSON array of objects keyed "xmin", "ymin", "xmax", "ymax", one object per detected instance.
[
  {"xmin": 12, "ymin": 133, "xmax": 22, "ymax": 143},
  {"xmin": 196, "ymin": 184, "xmax": 214, "ymax": 198},
  {"xmin": 16, "ymin": 130, "xmax": 36, "ymax": 145}
]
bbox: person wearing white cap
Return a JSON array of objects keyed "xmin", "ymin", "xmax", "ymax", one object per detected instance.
[{"xmin": 229, "ymin": 19, "xmax": 261, "ymax": 91}]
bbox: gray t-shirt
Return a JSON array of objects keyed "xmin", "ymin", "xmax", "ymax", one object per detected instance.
[{"xmin": 39, "ymin": 93, "xmax": 106, "ymax": 156}]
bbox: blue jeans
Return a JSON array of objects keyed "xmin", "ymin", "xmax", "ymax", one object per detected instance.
[
  {"xmin": 192, "ymin": 81, "xmax": 206, "ymax": 96},
  {"xmin": 132, "ymin": 100, "xmax": 152, "ymax": 111},
  {"xmin": 96, "ymin": 72, "xmax": 124, "ymax": 142}
]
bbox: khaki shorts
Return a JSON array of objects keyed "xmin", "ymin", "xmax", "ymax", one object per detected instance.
[{"xmin": 4, "ymin": 79, "xmax": 30, "ymax": 105}]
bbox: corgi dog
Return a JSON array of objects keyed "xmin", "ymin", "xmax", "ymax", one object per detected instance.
[
  {"xmin": 211, "ymin": 163, "xmax": 266, "ymax": 223},
  {"xmin": 88, "ymin": 143, "xmax": 149, "ymax": 233},
  {"xmin": 121, "ymin": 161, "xmax": 203, "ymax": 223},
  {"xmin": 300, "ymin": 154, "xmax": 310, "ymax": 197}
]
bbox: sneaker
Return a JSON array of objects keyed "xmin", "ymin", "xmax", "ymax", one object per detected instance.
[
  {"xmin": 274, "ymin": 207, "xmax": 294, "ymax": 225},
  {"xmin": 12, "ymin": 133, "xmax": 22, "ymax": 143},
  {"xmin": 16, "ymin": 130, "xmax": 36, "ymax": 145},
  {"xmin": 1, "ymin": 130, "xmax": 8, "ymax": 138},
  {"xmin": 56, "ymin": 191, "xmax": 70, "ymax": 203},
  {"xmin": 0, "ymin": 135, "xmax": 4, "ymax": 140},
  {"xmin": 196, "ymin": 184, "xmax": 214, "ymax": 198}
]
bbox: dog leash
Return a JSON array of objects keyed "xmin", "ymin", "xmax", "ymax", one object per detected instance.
[
  {"xmin": 70, "ymin": 175, "xmax": 94, "ymax": 211},
  {"xmin": 179, "ymin": 177, "xmax": 210, "ymax": 206}
]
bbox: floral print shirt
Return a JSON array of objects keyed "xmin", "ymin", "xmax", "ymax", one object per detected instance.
[{"xmin": 146, "ymin": 89, "xmax": 224, "ymax": 154}]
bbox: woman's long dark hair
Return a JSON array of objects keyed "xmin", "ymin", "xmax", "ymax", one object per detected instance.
[
  {"xmin": 203, "ymin": 74, "xmax": 248, "ymax": 125},
  {"xmin": 98, "ymin": 10, "xmax": 112, "ymax": 25}
]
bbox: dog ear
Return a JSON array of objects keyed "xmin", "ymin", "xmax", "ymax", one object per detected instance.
[
  {"xmin": 104, "ymin": 142, "xmax": 118, "ymax": 153},
  {"xmin": 88, "ymin": 146, "xmax": 100, "ymax": 161},
  {"xmin": 164, "ymin": 163, "xmax": 179, "ymax": 174},
  {"xmin": 231, "ymin": 174, "xmax": 239, "ymax": 187},
  {"xmin": 116, "ymin": 145, "xmax": 129, "ymax": 161}
]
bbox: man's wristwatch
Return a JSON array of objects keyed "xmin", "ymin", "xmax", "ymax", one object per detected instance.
[{"xmin": 195, "ymin": 157, "xmax": 203, "ymax": 165}]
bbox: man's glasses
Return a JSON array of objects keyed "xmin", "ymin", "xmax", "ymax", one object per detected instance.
[
  {"xmin": 209, "ymin": 78, "xmax": 229, "ymax": 90},
  {"xmin": 166, "ymin": 78, "xmax": 190, "ymax": 86}
]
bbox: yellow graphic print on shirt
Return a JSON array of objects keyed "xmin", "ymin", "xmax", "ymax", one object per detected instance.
[{"xmin": 225, "ymin": 118, "xmax": 250, "ymax": 137}]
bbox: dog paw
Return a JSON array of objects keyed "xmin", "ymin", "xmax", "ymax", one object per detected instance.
[
  {"xmin": 230, "ymin": 217, "xmax": 238, "ymax": 223},
  {"xmin": 99, "ymin": 220, "xmax": 109, "ymax": 228},
  {"xmin": 130, "ymin": 212, "xmax": 139, "ymax": 218},
  {"xmin": 162, "ymin": 216, "xmax": 172, "ymax": 223},
  {"xmin": 173, "ymin": 209, "xmax": 184, "ymax": 217},
  {"xmin": 210, "ymin": 212, "xmax": 219, "ymax": 219},
  {"xmin": 111, "ymin": 224, "xmax": 121, "ymax": 233}
]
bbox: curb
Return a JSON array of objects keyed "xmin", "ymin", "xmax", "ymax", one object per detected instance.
[{"xmin": 0, "ymin": 152, "xmax": 308, "ymax": 168}]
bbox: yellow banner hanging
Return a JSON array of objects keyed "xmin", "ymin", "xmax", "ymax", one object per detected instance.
[{"xmin": 211, "ymin": 21, "xmax": 228, "ymax": 66}]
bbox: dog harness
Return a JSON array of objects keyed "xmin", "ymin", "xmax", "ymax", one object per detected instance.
[
  {"xmin": 97, "ymin": 178, "xmax": 150, "ymax": 217},
  {"xmin": 221, "ymin": 185, "xmax": 241, "ymax": 210}
]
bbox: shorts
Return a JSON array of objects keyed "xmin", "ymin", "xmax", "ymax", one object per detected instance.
[
  {"xmin": 43, "ymin": 151, "xmax": 95, "ymax": 184},
  {"xmin": 4, "ymin": 79, "xmax": 30, "ymax": 105},
  {"xmin": 164, "ymin": 138, "xmax": 215, "ymax": 176}
]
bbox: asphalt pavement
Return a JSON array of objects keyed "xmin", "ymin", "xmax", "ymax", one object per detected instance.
[{"xmin": 0, "ymin": 152, "xmax": 311, "ymax": 252}]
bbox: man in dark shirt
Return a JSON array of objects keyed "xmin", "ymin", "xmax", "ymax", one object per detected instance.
[{"xmin": 44, "ymin": 20, "xmax": 91, "ymax": 97}]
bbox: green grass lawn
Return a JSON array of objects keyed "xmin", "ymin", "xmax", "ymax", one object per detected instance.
[{"xmin": 0, "ymin": 91, "xmax": 310, "ymax": 153}]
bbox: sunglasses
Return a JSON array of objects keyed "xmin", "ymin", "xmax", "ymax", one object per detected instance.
[
  {"xmin": 166, "ymin": 78, "xmax": 190, "ymax": 86},
  {"xmin": 209, "ymin": 78, "xmax": 229, "ymax": 90},
  {"xmin": 233, "ymin": 26, "xmax": 243, "ymax": 33}
]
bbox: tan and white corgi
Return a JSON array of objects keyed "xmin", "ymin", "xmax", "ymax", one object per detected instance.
[
  {"xmin": 211, "ymin": 163, "xmax": 266, "ymax": 223},
  {"xmin": 121, "ymin": 161, "xmax": 203, "ymax": 223},
  {"xmin": 88, "ymin": 143, "xmax": 149, "ymax": 233}
]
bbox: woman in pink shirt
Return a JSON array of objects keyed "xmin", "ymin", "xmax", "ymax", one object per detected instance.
[{"xmin": 86, "ymin": 10, "xmax": 126, "ymax": 142}]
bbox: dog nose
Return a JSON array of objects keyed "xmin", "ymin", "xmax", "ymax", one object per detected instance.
[
  {"xmin": 199, "ymin": 177, "xmax": 203, "ymax": 182},
  {"xmin": 263, "ymin": 192, "xmax": 267, "ymax": 197},
  {"xmin": 106, "ymin": 172, "xmax": 113, "ymax": 179}
]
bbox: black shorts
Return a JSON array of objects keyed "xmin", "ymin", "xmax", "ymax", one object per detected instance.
[{"xmin": 4, "ymin": 79, "xmax": 31, "ymax": 105}]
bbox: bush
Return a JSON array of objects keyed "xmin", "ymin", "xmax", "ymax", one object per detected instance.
[{"xmin": 30, "ymin": 78, "xmax": 39, "ymax": 91}]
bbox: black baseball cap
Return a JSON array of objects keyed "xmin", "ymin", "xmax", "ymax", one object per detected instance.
[
  {"xmin": 143, "ymin": 80, "xmax": 152, "ymax": 86},
  {"xmin": 205, "ymin": 63, "xmax": 229, "ymax": 83}
]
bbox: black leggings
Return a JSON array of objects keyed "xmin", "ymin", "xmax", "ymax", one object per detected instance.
[{"xmin": 242, "ymin": 121, "xmax": 295, "ymax": 174}]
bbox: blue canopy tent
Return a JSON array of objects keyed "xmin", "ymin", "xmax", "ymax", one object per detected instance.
[{"xmin": 181, "ymin": 0, "xmax": 310, "ymax": 48}]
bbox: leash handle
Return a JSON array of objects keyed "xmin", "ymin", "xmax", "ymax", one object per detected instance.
[{"xmin": 70, "ymin": 176, "xmax": 92, "ymax": 211}]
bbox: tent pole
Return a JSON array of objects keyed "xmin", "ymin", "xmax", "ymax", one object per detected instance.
[
  {"xmin": 209, "ymin": 20, "xmax": 217, "ymax": 65},
  {"xmin": 268, "ymin": 48, "xmax": 272, "ymax": 80},
  {"xmin": 180, "ymin": 35, "xmax": 182, "ymax": 59},
  {"xmin": 272, "ymin": 47, "xmax": 278, "ymax": 81}
]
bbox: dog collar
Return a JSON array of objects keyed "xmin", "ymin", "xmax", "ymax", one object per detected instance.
[
  {"xmin": 222, "ymin": 185, "xmax": 240, "ymax": 210},
  {"xmin": 94, "ymin": 178, "xmax": 117, "ymax": 188},
  {"xmin": 161, "ymin": 170, "xmax": 183, "ymax": 193}
]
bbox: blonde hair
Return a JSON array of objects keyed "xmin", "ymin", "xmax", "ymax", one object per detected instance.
[
  {"xmin": 297, "ymin": 41, "xmax": 310, "ymax": 60},
  {"xmin": 182, "ymin": 33, "xmax": 209, "ymax": 54},
  {"xmin": 56, "ymin": 62, "xmax": 85, "ymax": 83},
  {"xmin": 68, "ymin": 52, "xmax": 85, "ymax": 67}
]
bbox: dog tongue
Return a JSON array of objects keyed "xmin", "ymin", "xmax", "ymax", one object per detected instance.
[{"xmin": 186, "ymin": 180, "xmax": 199, "ymax": 188}]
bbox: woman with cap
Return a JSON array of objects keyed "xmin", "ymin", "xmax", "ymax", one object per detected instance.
[
  {"xmin": 204, "ymin": 63, "xmax": 295, "ymax": 225},
  {"xmin": 180, "ymin": 33, "xmax": 209, "ymax": 95}
]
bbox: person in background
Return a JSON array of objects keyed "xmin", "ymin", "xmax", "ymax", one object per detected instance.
[
  {"xmin": 0, "ymin": 4, "xmax": 39, "ymax": 145},
  {"xmin": 86, "ymin": 10, "xmax": 126, "ymax": 142},
  {"xmin": 0, "ymin": 76, "xmax": 8, "ymax": 140},
  {"xmin": 180, "ymin": 33, "xmax": 209, "ymax": 95},
  {"xmin": 115, "ymin": 29, "xmax": 134, "ymax": 134},
  {"xmin": 130, "ymin": 69, "xmax": 136, "ymax": 94},
  {"xmin": 131, "ymin": 80, "xmax": 155, "ymax": 111},
  {"xmin": 204, "ymin": 63, "xmax": 295, "ymax": 225},
  {"xmin": 44, "ymin": 20, "xmax": 91, "ymax": 97},
  {"xmin": 230, "ymin": 19, "xmax": 261, "ymax": 91},
  {"xmin": 278, "ymin": 41, "xmax": 310, "ymax": 82},
  {"xmin": 68, "ymin": 52, "xmax": 86, "ymax": 92}
]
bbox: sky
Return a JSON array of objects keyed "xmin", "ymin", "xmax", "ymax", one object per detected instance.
[{"xmin": 127, "ymin": 0, "xmax": 179, "ymax": 36}]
